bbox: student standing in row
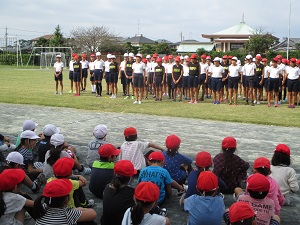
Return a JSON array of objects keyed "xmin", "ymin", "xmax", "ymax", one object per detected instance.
[
  {"xmin": 119, "ymin": 53, "xmax": 128, "ymax": 97},
  {"xmin": 94, "ymin": 52, "xmax": 105, "ymax": 97},
  {"xmin": 154, "ymin": 57, "xmax": 165, "ymax": 101},
  {"xmin": 54, "ymin": 54, "xmax": 64, "ymax": 95},
  {"xmin": 166, "ymin": 55, "xmax": 174, "ymax": 99},
  {"xmin": 254, "ymin": 55, "xmax": 264, "ymax": 105},
  {"xmin": 68, "ymin": 53, "xmax": 76, "ymax": 93},
  {"xmin": 104, "ymin": 54, "xmax": 112, "ymax": 95},
  {"xmin": 132, "ymin": 54, "xmax": 146, "ymax": 104},
  {"xmin": 242, "ymin": 55, "xmax": 256, "ymax": 106},
  {"xmin": 221, "ymin": 55, "xmax": 230, "ymax": 102},
  {"xmin": 89, "ymin": 53, "xmax": 96, "ymax": 94},
  {"xmin": 267, "ymin": 58, "xmax": 282, "ymax": 107},
  {"xmin": 73, "ymin": 55, "xmax": 82, "ymax": 96},
  {"xmin": 210, "ymin": 57, "xmax": 224, "ymax": 105},
  {"xmin": 109, "ymin": 55, "xmax": 119, "ymax": 99},
  {"xmin": 172, "ymin": 56, "xmax": 183, "ymax": 102},
  {"xmin": 80, "ymin": 54, "xmax": 89, "ymax": 92},
  {"xmin": 199, "ymin": 54, "xmax": 208, "ymax": 101},
  {"xmin": 124, "ymin": 53, "xmax": 134, "ymax": 99},
  {"xmin": 227, "ymin": 57, "xmax": 241, "ymax": 105},
  {"xmin": 188, "ymin": 54, "xmax": 200, "ymax": 104},
  {"xmin": 182, "ymin": 58, "xmax": 190, "ymax": 100}
]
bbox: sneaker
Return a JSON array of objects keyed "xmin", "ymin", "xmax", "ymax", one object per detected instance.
[
  {"xmin": 253, "ymin": 100, "xmax": 257, "ymax": 104},
  {"xmin": 110, "ymin": 95, "xmax": 113, "ymax": 98},
  {"xmin": 189, "ymin": 100, "xmax": 194, "ymax": 104},
  {"xmin": 238, "ymin": 94, "xmax": 241, "ymax": 98},
  {"xmin": 82, "ymin": 166, "xmax": 91, "ymax": 175},
  {"xmin": 96, "ymin": 95, "xmax": 100, "ymax": 97},
  {"xmin": 216, "ymin": 101, "xmax": 220, "ymax": 104},
  {"xmin": 228, "ymin": 102, "xmax": 232, "ymax": 105},
  {"xmin": 152, "ymin": 95, "xmax": 156, "ymax": 98},
  {"xmin": 81, "ymin": 199, "xmax": 95, "ymax": 208},
  {"xmin": 112, "ymin": 94, "xmax": 117, "ymax": 99},
  {"xmin": 74, "ymin": 94, "xmax": 79, "ymax": 96},
  {"xmin": 291, "ymin": 104, "xmax": 296, "ymax": 108},
  {"xmin": 288, "ymin": 104, "xmax": 292, "ymax": 108},
  {"xmin": 242, "ymin": 97, "xmax": 246, "ymax": 100},
  {"xmin": 179, "ymin": 193, "xmax": 186, "ymax": 206},
  {"xmin": 244, "ymin": 101, "xmax": 249, "ymax": 105},
  {"xmin": 73, "ymin": 90, "xmax": 76, "ymax": 93},
  {"xmin": 194, "ymin": 101, "xmax": 198, "ymax": 104},
  {"xmin": 54, "ymin": 92, "xmax": 58, "ymax": 95},
  {"xmin": 275, "ymin": 103, "xmax": 278, "ymax": 107},
  {"xmin": 257, "ymin": 101, "xmax": 260, "ymax": 105},
  {"xmin": 278, "ymin": 100, "xmax": 281, "ymax": 105},
  {"xmin": 213, "ymin": 101, "xmax": 217, "ymax": 105},
  {"xmin": 251, "ymin": 102, "xmax": 255, "ymax": 106},
  {"xmin": 131, "ymin": 95, "xmax": 134, "ymax": 99},
  {"xmin": 138, "ymin": 101, "xmax": 141, "ymax": 104},
  {"xmin": 106, "ymin": 92, "xmax": 109, "ymax": 95},
  {"xmin": 60, "ymin": 92, "xmax": 63, "ymax": 95},
  {"xmin": 32, "ymin": 173, "xmax": 46, "ymax": 193},
  {"xmin": 177, "ymin": 189, "xmax": 185, "ymax": 196},
  {"xmin": 133, "ymin": 100, "xmax": 138, "ymax": 104},
  {"xmin": 69, "ymin": 90, "xmax": 72, "ymax": 93},
  {"xmin": 268, "ymin": 103, "xmax": 271, "ymax": 107},
  {"xmin": 124, "ymin": 95, "xmax": 130, "ymax": 99},
  {"xmin": 158, "ymin": 207, "xmax": 168, "ymax": 216}
]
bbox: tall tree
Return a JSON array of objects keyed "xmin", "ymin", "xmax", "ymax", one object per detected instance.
[
  {"xmin": 246, "ymin": 28, "xmax": 276, "ymax": 55},
  {"xmin": 50, "ymin": 25, "xmax": 64, "ymax": 47}
]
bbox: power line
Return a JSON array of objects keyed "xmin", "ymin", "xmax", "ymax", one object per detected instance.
[{"xmin": 0, "ymin": 27, "xmax": 47, "ymax": 34}]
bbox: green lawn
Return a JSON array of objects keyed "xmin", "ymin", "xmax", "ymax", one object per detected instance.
[{"xmin": 0, "ymin": 66, "xmax": 299, "ymax": 127}]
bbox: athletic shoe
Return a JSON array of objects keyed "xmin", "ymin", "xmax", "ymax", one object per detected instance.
[
  {"xmin": 110, "ymin": 95, "xmax": 113, "ymax": 98},
  {"xmin": 194, "ymin": 101, "xmax": 198, "ymax": 104},
  {"xmin": 145, "ymin": 97, "xmax": 148, "ymax": 100},
  {"xmin": 155, "ymin": 98, "xmax": 159, "ymax": 101},
  {"xmin": 32, "ymin": 173, "xmax": 46, "ymax": 193},
  {"xmin": 60, "ymin": 92, "xmax": 63, "ymax": 95},
  {"xmin": 96, "ymin": 95, "xmax": 100, "ymax": 97},
  {"xmin": 69, "ymin": 90, "xmax": 72, "ymax": 93},
  {"xmin": 213, "ymin": 101, "xmax": 217, "ymax": 105},
  {"xmin": 253, "ymin": 100, "xmax": 257, "ymax": 104},
  {"xmin": 138, "ymin": 101, "xmax": 141, "ymax": 104},
  {"xmin": 268, "ymin": 103, "xmax": 271, "ymax": 107},
  {"xmin": 285, "ymin": 97, "xmax": 288, "ymax": 101},
  {"xmin": 291, "ymin": 104, "xmax": 295, "ymax": 108},
  {"xmin": 251, "ymin": 102, "xmax": 255, "ymax": 106},
  {"xmin": 179, "ymin": 193, "xmax": 186, "ymax": 206},
  {"xmin": 124, "ymin": 95, "xmax": 130, "ymax": 99},
  {"xmin": 54, "ymin": 92, "xmax": 58, "ymax": 95},
  {"xmin": 131, "ymin": 95, "xmax": 134, "ymax": 99},
  {"xmin": 159, "ymin": 98, "xmax": 162, "ymax": 101},
  {"xmin": 288, "ymin": 105, "xmax": 292, "ymax": 108},
  {"xmin": 158, "ymin": 207, "xmax": 168, "ymax": 216},
  {"xmin": 122, "ymin": 94, "xmax": 126, "ymax": 96},
  {"xmin": 257, "ymin": 101, "xmax": 260, "ymax": 105},
  {"xmin": 189, "ymin": 100, "xmax": 194, "ymax": 104},
  {"xmin": 82, "ymin": 166, "xmax": 91, "ymax": 175},
  {"xmin": 281, "ymin": 99, "xmax": 285, "ymax": 103},
  {"xmin": 238, "ymin": 94, "xmax": 241, "ymax": 98},
  {"xmin": 275, "ymin": 103, "xmax": 278, "ymax": 107},
  {"xmin": 179, "ymin": 99, "xmax": 182, "ymax": 102},
  {"xmin": 106, "ymin": 92, "xmax": 109, "ymax": 95},
  {"xmin": 244, "ymin": 101, "xmax": 249, "ymax": 105},
  {"xmin": 278, "ymin": 100, "xmax": 281, "ymax": 105},
  {"xmin": 177, "ymin": 189, "xmax": 185, "ymax": 196},
  {"xmin": 133, "ymin": 100, "xmax": 138, "ymax": 104},
  {"xmin": 242, "ymin": 97, "xmax": 246, "ymax": 100},
  {"xmin": 216, "ymin": 101, "xmax": 220, "ymax": 104},
  {"xmin": 73, "ymin": 91, "xmax": 76, "ymax": 93},
  {"xmin": 81, "ymin": 199, "xmax": 95, "ymax": 208},
  {"xmin": 152, "ymin": 95, "xmax": 156, "ymax": 98},
  {"xmin": 112, "ymin": 95, "xmax": 117, "ymax": 99},
  {"xmin": 74, "ymin": 94, "xmax": 79, "ymax": 96},
  {"xmin": 228, "ymin": 102, "xmax": 232, "ymax": 105}
]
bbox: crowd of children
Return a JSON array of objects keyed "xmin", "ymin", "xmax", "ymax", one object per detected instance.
[
  {"xmin": 0, "ymin": 120, "xmax": 299, "ymax": 225},
  {"xmin": 53, "ymin": 52, "xmax": 300, "ymax": 107}
]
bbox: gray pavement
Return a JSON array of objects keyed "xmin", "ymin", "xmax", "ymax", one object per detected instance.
[{"xmin": 0, "ymin": 103, "xmax": 299, "ymax": 225}]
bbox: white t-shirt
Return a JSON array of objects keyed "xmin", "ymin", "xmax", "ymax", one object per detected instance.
[
  {"xmin": 150, "ymin": 61, "xmax": 158, "ymax": 72},
  {"xmin": 120, "ymin": 60, "xmax": 126, "ymax": 71},
  {"xmin": 228, "ymin": 65, "xmax": 241, "ymax": 78},
  {"xmin": 200, "ymin": 62, "xmax": 208, "ymax": 74},
  {"xmin": 242, "ymin": 63, "xmax": 256, "ymax": 76},
  {"xmin": 269, "ymin": 66, "xmax": 282, "ymax": 79},
  {"xmin": 165, "ymin": 63, "xmax": 173, "ymax": 74},
  {"xmin": 89, "ymin": 61, "xmax": 95, "ymax": 71},
  {"xmin": 54, "ymin": 62, "xmax": 64, "ymax": 72},
  {"xmin": 132, "ymin": 62, "xmax": 146, "ymax": 74},
  {"xmin": 183, "ymin": 65, "xmax": 189, "ymax": 77},
  {"xmin": 286, "ymin": 66, "xmax": 300, "ymax": 80},
  {"xmin": 122, "ymin": 208, "xmax": 166, "ymax": 225},
  {"xmin": 211, "ymin": 65, "xmax": 224, "ymax": 78},
  {"xmin": 264, "ymin": 66, "xmax": 270, "ymax": 78},
  {"xmin": 69, "ymin": 60, "xmax": 74, "ymax": 71},
  {"xmin": 104, "ymin": 60, "xmax": 111, "ymax": 72},
  {"xmin": 80, "ymin": 60, "xmax": 89, "ymax": 69},
  {"xmin": 94, "ymin": 59, "xmax": 104, "ymax": 70}
]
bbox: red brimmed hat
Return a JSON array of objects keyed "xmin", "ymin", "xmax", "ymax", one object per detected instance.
[
  {"xmin": 275, "ymin": 144, "xmax": 290, "ymax": 156},
  {"xmin": 148, "ymin": 151, "xmax": 164, "ymax": 161},
  {"xmin": 90, "ymin": 53, "xmax": 96, "ymax": 57},
  {"xmin": 43, "ymin": 179, "xmax": 72, "ymax": 197},
  {"xmin": 229, "ymin": 202, "xmax": 255, "ymax": 223},
  {"xmin": 190, "ymin": 54, "xmax": 197, "ymax": 59},
  {"xmin": 222, "ymin": 136, "xmax": 236, "ymax": 149},
  {"xmin": 168, "ymin": 55, "xmax": 173, "ymax": 59},
  {"xmin": 222, "ymin": 55, "xmax": 228, "ymax": 59},
  {"xmin": 195, "ymin": 151, "xmax": 212, "ymax": 168},
  {"xmin": 81, "ymin": 54, "xmax": 87, "ymax": 57},
  {"xmin": 201, "ymin": 54, "xmax": 207, "ymax": 59},
  {"xmin": 228, "ymin": 55, "xmax": 233, "ymax": 59},
  {"xmin": 197, "ymin": 171, "xmax": 218, "ymax": 192},
  {"xmin": 134, "ymin": 182, "xmax": 160, "ymax": 202},
  {"xmin": 53, "ymin": 157, "xmax": 74, "ymax": 177},
  {"xmin": 247, "ymin": 173, "xmax": 270, "ymax": 192},
  {"xmin": 262, "ymin": 58, "xmax": 268, "ymax": 62},
  {"xmin": 156, "ymin": 57, "xmax": 162, "ymax": 62},
  {"xmin": 114, "ymin": 160, "xmax": 137, "ymax": 177},
  {"xmin": 175, "ymin": 56, "xmax": 180, "ymax": 62},
  {"xmin": 164, "ymin": 56, "xmax": 168, "ymax": 61},
  {"xmin": 290, "ymin": 58, "xmax": 297, "ymax": 63},
  {"xmin": 0, "ymin": 169, "xmax": 25, "ymax": 191},
  {"xmin": 98, "ymin": 143, "xmax": 121, "ymax": 157},
  {"xmin": 296, "ymin": 59, "xmax": 300, "ymax": 64},
  {"xmin": 272, "ymin": 58, "xmax": 279, "ymax": 63},
  {"xmin": 124, "ymin": 127, "xmax": 137, "ymax": 137},
  {"xmin": 165, "ymin": 134, "xmax": 181, "ymax": 150},
  {"xmin": 153, "ymin": 53, "xmax": 158, "ymax": 58},
  {"xmin": 253, "ymin": 157, "xmax": 270, "ymax": 169},
  {"xmin": 72, "ymin": 53, "xmax": 77, "ymax": 57},
  {"xmin": 276, "ymin": 55, "xmax": 282, "ymax": 59}
]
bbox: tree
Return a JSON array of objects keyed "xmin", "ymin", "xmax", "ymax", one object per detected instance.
[
  {"xmin": 35, "ymin": 37, "xmax": 50, "ymax": 47},
  {"xmin": 50, "ymin": 25, "xmax": 64, "ymax": 47},
  {"xmin": 140, "ymin": 44, "xmax": 154, "ymax": 55},
  {"xmin": 123, "ymin": 42, "xmax": 139, "ymax": 54},
  {"xmin": 154, "ymin": 42, "xmax": 171, "ymax": 54},
  {"xmin": 246, "ymin": 32, "xmax": 275, "ymax": 55}
]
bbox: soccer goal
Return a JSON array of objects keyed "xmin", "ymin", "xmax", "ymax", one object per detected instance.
[{"xmin": 0, "ymin": 36, "xmax": 22, "ymax": 66}]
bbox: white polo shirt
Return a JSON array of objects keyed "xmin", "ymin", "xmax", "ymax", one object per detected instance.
[
  {"xmin": 165, "ymin": 63, "xmax": 173, "ymax": 74},
  {"xmin": 54, "ymin": 62, "xmax": 64, "ymax": 72},
  {"xmin": 150, "ymin": 61, "xmax": 157, "ymax": 72},
  {"xmin": 264, "ymin": 66, "xmax": 270, "ymax": 79},
  {"xmin": 132, "ymin": 62, "xmax": 145, "ymax": 74},
  {"xmin": 120, "ymin": 60, "xmax": 126, "ymax": 71},
  {"xmin": 269, "ymin": 66, "xmax": 282, "ymax": 79},
  {"xmin": 94, "ymin": 59, "xmax": 104, "ymax": 70},
  {"xmin": 69, "ymin": 60, "xmax": 74, "ymax": 71},
  {"xmin": 286, "ymin": 66, "xmax": 300, "ymax": 80},
  {"xmin": 228, "ymin": 65, "xmax": 241, "ymax": 78},
  {"xmin": 104, "ymin": 61, "xmax": 111, "ymax": 72},
  {"xmin": 242, "ymin": 63, "xmax": 256, "ymax": 76},
  {"xmin": 89, "ymin": 61, "xmax": 95, "ymax": 71},
  {"xmin": 200, "ymin": 62, "xmax": 208, "ymax": 74},
  {"xmin": 211, "ymin": 65, "xmax": 224, "ymax": 78},
  {"xmin": 183, "ymin": 65, "xmax": 189, "ymax": 77},
  {"xmin": 80, "ymin": 60, "xmax": 89, "ymax": 69}
]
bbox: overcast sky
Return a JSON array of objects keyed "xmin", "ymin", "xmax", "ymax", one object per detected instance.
[{"xmin": 1, "ymin": 0, "xmax": 299, "ymax": 43}]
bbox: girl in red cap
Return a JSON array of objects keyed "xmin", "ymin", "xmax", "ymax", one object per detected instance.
[
  {"xmin": 73, "ymin": 55, "xmax": 82, "ymax": 96},
  {"xmin": 0, "ymin": 169, "xmax": 34, "ymax": 225},
  {"xmin": 121, "ymin": 182, "xmax": 170, "ymax": 225},
  {"xmin": 68, "ymin": 53, "xmax": 76, "ymax": 93},
  {"xmin": 213, "ymin": 137, "xmax": 249, "ymax": 194},
  {"xmin": 34, "ymin": 179, "xmax": 96, "ymax": 225},
  {"xmin": 270, "ymin": 144, "xmax": 299, "ymax": 205},
  {"xmin": 153, "ymin": 58, "xmax": 165, "ymax": 101},
  {"xmin": 80, "ymin": 54, "xmax": 89, "ymax": 92},
  {"xmin": 101, "ymin": 160, "xmax": 136, "ymax": 225}
]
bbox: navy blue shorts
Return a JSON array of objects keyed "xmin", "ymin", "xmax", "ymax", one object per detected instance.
[
  {"xmin": 149, "ymin": 72, "xmax": 154, "ymax": 84},
  {"xmin": 242, "ymin": 75, "xmax": 247, "ymax": 87},
  {"xmin": 211, "ymin": 77, "xmax": 222, "ymax": 91},
  {"xmin": 228, "ymin": 77, "xmax": 239, "ymax": 89},
  {"xmin": 189, "ymin": 76, "xmax": 199, "ymax": 88},
  {"xmin": 69, "ymin": 71, "xmax": 73, "ymax": 80},
  {"xmin": 126, "ymin": 72, "xmax": 133, "ymax": 85},
  {"xmin": 155, "ymin": 76, "xmax": 163, "ymax": 87},
  {"xmin": 264, "ymin": 78, "xmax": 269, "ymax": 90},
  {"xmin": 254, "ymin": 75, "xmax": 263, "ymax": 89},
  {"xmin": 207, "ymin": 77, "xmax": 212, "ymax": 89},
  {"xmin": 167, "ymin": 73, "xmax": 172, "ymax": 86},
  {"xmin": 199, "ymin": 73, "xmax": 206, "ymax": 85},
  {"xmin": 183, "ymin": 76, "xmax": 189, "ymax": 88},
  {"xmin": 73, "ymin": 71, "xmax": 81, "ymax": 82},
  {"xmin": 172, "ymin": 77, "xmax": 182, "ymax": 88},
  {"xmin": 222, "ymin": 77, "xmax": 228, "ymax": 89},
  {"xmin": 94, "ymin": 69, "xmax": 103, "ymax": 81},
  {"xmin": 287, "ymin": 79, "xmax": 299, "ymax": 92},
  {"xmin": 109, "ymin": 72, "xmax": 118, "ymax": 83},
  {"xmin": 245, "ymin": 76, "xmax": 254, "ymax": 88},
  {"xmin": 133, "ymin": 73, "xmax": 144, "ymax": 88},
  {"xmin": 104, "ymin": 72, "xmax": 110, "ymax": 83},
  {"xmin": 82, "ymin": 68, "xmax": 88, "ymax": 78},
  {"xmin": 54, "ymin": 72, "xmax": 63, "ymax": 81},
  {"xmin": 121, "ymin": 71, "xmax": 126, "ymax": 84},
  {"xmin": 90, "ymin": 70, "xmax": 95, "ymax": 81},
  {"xmin": 268, "ymin": 78, "xmax": 279, "ymax": 92}
]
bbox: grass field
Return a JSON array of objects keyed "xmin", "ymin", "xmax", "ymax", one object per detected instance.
[{"xmin": 0, "ymin": 66, "xmax": 300, "ymax": 127}]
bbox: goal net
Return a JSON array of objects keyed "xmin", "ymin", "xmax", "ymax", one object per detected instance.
[
  {"xmin": 40, "ymin": 52, "xmax": 66, "ymax": 69},
  {"xmin": 0, "ymin": 36, "xmax": 22, "ymax": 66}
]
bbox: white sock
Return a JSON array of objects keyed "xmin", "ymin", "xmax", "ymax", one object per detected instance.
[
  {"xmin": 91, "ymin": 85, "xmax": 94, "ymax": 92},
  {"xmin": 93, "ymin": 85, "xmax": 96, "ymax": 92}
]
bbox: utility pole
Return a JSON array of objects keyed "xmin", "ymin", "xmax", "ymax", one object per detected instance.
[
  {"xmin": 287, "ymin": 0, "xmax": 292, "ymax": 59},
  {"xmin": 5, "ymin": 27, "xmax": 8, "ymax": 52},
  {"xmin": 179, "ymin": 31, "xmax": 183, "ymax": 42},
  {"xmin": 137, "ymin": 19, "xmax": 140, "ymax": 35}
]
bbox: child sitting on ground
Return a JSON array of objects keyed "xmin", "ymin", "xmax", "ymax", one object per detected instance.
[
  {"xmin": 184, "ymin": 171, "xmax": 225, "ymax": 225},
  {"xmin": 270, "ymin": 144, "xmax": 299, "ymax": 205},
  {"xmin": 253, "ymin": 157, "xmax": 284, "ymax": 215},
  {"xmin": 163, "ymin": 134, "xmax": 192, "ymax": 194},
  {"xmin": 119, "ymin": 127, "xmax": 165, "ymax": 171},
  {"xmin": 122, "ymin": 181, "xmax": 170, "ymax": 225},
  {"xmin": 89, "ymin": 143, "xmax": 120, "ymax": 198},
  {"xmin": 223, "ymin": 201, "xmax": 256, "ymax": 225},
  {"xmin": 213, "ymin": 136, "xmax": 250, "ymax": 193},
  {"xmin": 86, "ymin": 124, "xmax": 108, "ymax": 167}
]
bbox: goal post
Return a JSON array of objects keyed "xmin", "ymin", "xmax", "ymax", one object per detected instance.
[{"xmin": 0, "ymin": 36, "xmax": 22, "ymax": 67}]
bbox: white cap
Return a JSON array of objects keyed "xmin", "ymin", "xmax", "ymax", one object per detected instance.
[
  {"xmin": 96, "ymin": 52, "xmax": 101, "ymax": 56},
  {"xmin": 213, "ymin": 57, "xmax": 220, "ymax": 62},
  {"xmin": 252, "ymin": 58, "xmax": 256, "ymax": 62},
  {"xmin": 246, "ymin": 55, "xmax": 252, "ymax": 59},
  {"xmin": 93, "ymin": 125, "xmax": 108, "ymax": 139},
  {"xmin": 256, "ymin": 54, "xmax": 261, "ymax": 57},
  {"xmin": 56, "ymin": 55, "xmax": 61, "ymax": 58},
  {"xmin": 184, "ymin": 55, "xmax": 189, "ymax": 59},
  {"xmin": 129, "ymin": 52, "xmax": 134, "ymax": 57},
  {"xmin": 111, "ymin": 55, "xmax": 116, "ymax": 59},
  {"xmin": 20, "ymin": 130, "xmax": 39, "ymax": 139},
  {"xmin": 180, "ymin": 56, "xmax": 184, "ymax": 60},
  {"xmin": 232, "ymin": 56, "xmax": 238, "ymax": 61},
  {"xmin": 124, "ymin": 53, "xmax": 129, "ymax": 57},
  {"xmin": 136, "ymin": 53, "xmax": 142, "ymax": 58},
  {"xmin": 23, "ymin": 120, "xmax": 38, "ymax": 131},
  {"xmin": 6, "ymin": 152, "xmax": 24, "ymax": 165},
  {"xmin": 146, "ymin": 55, "xmax": 151, "ymax": 59},
  {"xmin": 50, "ymin": 133, "xmax": 65, "ymax": 148},
  {"xmin": 237, "ymin": 60, "xmax": 241, "ymax": 66},
  {"xmin": 107, "ymin": 54, "xmax": 112, "ymax": 59},
  {"xmin": 42, "ymin": 124, "xmax": 60, "ymax": 137}
]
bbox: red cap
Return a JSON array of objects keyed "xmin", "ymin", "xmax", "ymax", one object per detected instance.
[
  {"xmin": 98, "ymin": 143, "xmax": 121, "ymax": 157},
  {"xmin": 276, "ymin": 55, "xmax": 282, "ymax": 59},
  {"xmin": 275, "ymin": 144, "xmax": 290, "ymax": 156},
  {"xmin": 0, "ymin": 169, "xmax": 25, "ymax": 191},
  {"xmin": 262, "ymin": 58, "xmax": 268, "ymax": 62},
  {"xmin": 197, "ymin": 171, "xmax": 218, "ymax": 192},
  {"xmin": 168, "ymin": 55, "xmax": 173, "ymax": 59},
  {"xmin": 229, "ymin": 202, "xmax": 255, "ymax": 223},
  {"xmin": 222, "ymin": 136, "xmax": 236, "ymax": 149},
  {"xmin": 90, "ymin": 53, "xmax": 96, "ymax": 57},
  {"xmin": 290, "ymin": 58, "xmax": 296, "ymax": 63},
  {"xmin": 186, "ymin": 57, "xmax": 190, "ymax": 62},
  {"xmin": 142, "ymin": 59, "xmax": 147, "ymax": 63},
  {"xmin": 247, "ymin": 173, "xmax": 270, "ymax": 192},
  {"xmin": 74, "ymin": 55, "xmax": 79, "ymax": 59},
  {"xmin": 134, "ymin": 182, "xmax": 160, "ymax": 202},
  {"xmin": 165, "ymin": 134, "xmax": 181, "ymax": 150},
  {"xmin": 296, "ymin": 59, "xmax": 300, "ymax": 64},
  {"xmin": 222, "ymin": 55, "xmax": 228, "ymax": 59},
  {"xmin": 287, "ymin": 60, "xmax": 290, "ymax": 64},
  {"xmin": 256, "ymin": 55, "xmax": 262, "ymax": 60},
  {"xmin": 282, "ymin": 58, "xmax": 288, "ymax": 64},
  {"xmin": 156, "ymin": 57, "xmax": 162, "ymax": 62},
  {"xmin": 253, "ymin": 157, "xmax": 270, "ymax": 169},
  {"xmin": 148, "ymin": 151, "xmax": 164, "ymax": 161},
  {"xmin": 175, "ymin": 56, "xmax": 180, "ymax": 62},
  {"xmin": 228, "ymin": 55, "xmax": 233, "ymax": 59},
  {"xmin": 164, "ymin": 56, "xmax": 168, "ymax": 61},
  {"xmin": 81, "ymin": 54, "xmax": 87, "ymax": 57},
  {"xmin": 195, "ymin": 151, "xmax": 212, "ymax": 168},
  {"xmin": 43, "ymin": 178, "xmax": 72, "ymax": 197},
  {"xmin": 114, "ymin": 160, "xmax": 137, "ymax": 177},
  {"xmin": 72, "ymin": 53, "xmax": 76, "ymax": 57},
  {"xmin": 53, "ymin": 157, "xmax": 74, "ymax": 177},
  {"xmin": 206, "ymin": 56, "xmax": 211, "ymax": 60},
  {"xmin": 124, "ymin": 127, "xmax": 137, "ymax": 137},
  {"xmin": 190, "ymin": 54, "xmax": 197, "ymax": 59},
  {"xmin": 201, "ymin": 54, "xmax": 207, "ymax": 59},
  {"xmin": 153, "ymin": 53, "xmax": 158, "ymax": 58}
]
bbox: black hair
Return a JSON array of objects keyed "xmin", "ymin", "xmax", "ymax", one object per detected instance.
[
  {"xmin": 99, "ymin": 156, "xmax": 109, "ymax": 162},
  {"xmin": 125, "ymin": 134, "xmax": 137, "ymax": 142},
  {"xmin": 131, "ymin": 200, "xmax": 154, "ymax": 225},
  {"xmin": 198, "ymin": 189, "xmax": 216, "ymax": 197},
  {"xmin": 33, "ymin": 195, "xmax": 68, "ymax": 219},
  {"xmin": 255, "ymin": 167, "xmax": 271, "ymax": 176},
  {"xmin": 6, "ymin": 161, "xmax": 19, "ymax": 168},
  {"xmin": 148, "ymin": 160, "xmax": 163, "ymax": 164},
  {"xmin": 0, "ymin": 191, "xmax": 6, "ymax": 217},
  {"xmin": 232, "ymin": 217, "xmax": 254, "ymax": 225},
  {"xmin": 248, "ymin": 189, "xmax": 268, "ymax": 199},
  {"xmin": 46, "ymin": 144, "xmax": 65, "ymax": 166},
  {"xmin": 166, "ymin": 147, "xmax": 179, "ymax": 156},
  {"xmin": 15, "ymin": 138, "xmax": 28, "ymax": 152},
  {"xmin": 111, "ymin": 175, "xmax": 131, "ymax": 190},
  {"xmin": 271, "ymin": 151, "xmax": 290, "ymax": 166}
]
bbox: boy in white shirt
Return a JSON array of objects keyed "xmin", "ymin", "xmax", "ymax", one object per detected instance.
[
  {"xmin": 68, "ymin": 53, "xmax": 76, "ymax": 93},
  {"xmin": 267, "ymin": 58, "xmax": 282, "ymax": 107},
  {"xmin": 80, "ymin": 54, "xmax": 89, "ymax": 92},
  {"xmin": 227, "ymin": 57, "xmax": 241, "ymax": 105},
  {"xmin": 54, "ymin": 55, "xmax": 64, "ymax": 95}
]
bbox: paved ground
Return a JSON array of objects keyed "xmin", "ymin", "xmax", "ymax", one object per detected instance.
[{"xmin": 0, "ymin": 103, "xmax": 299, "ymax": 225}]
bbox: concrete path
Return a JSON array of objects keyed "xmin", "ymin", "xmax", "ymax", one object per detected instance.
[{"xmin": 0, "ymin": 103, "xmax": 299, "ymax": 225}]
